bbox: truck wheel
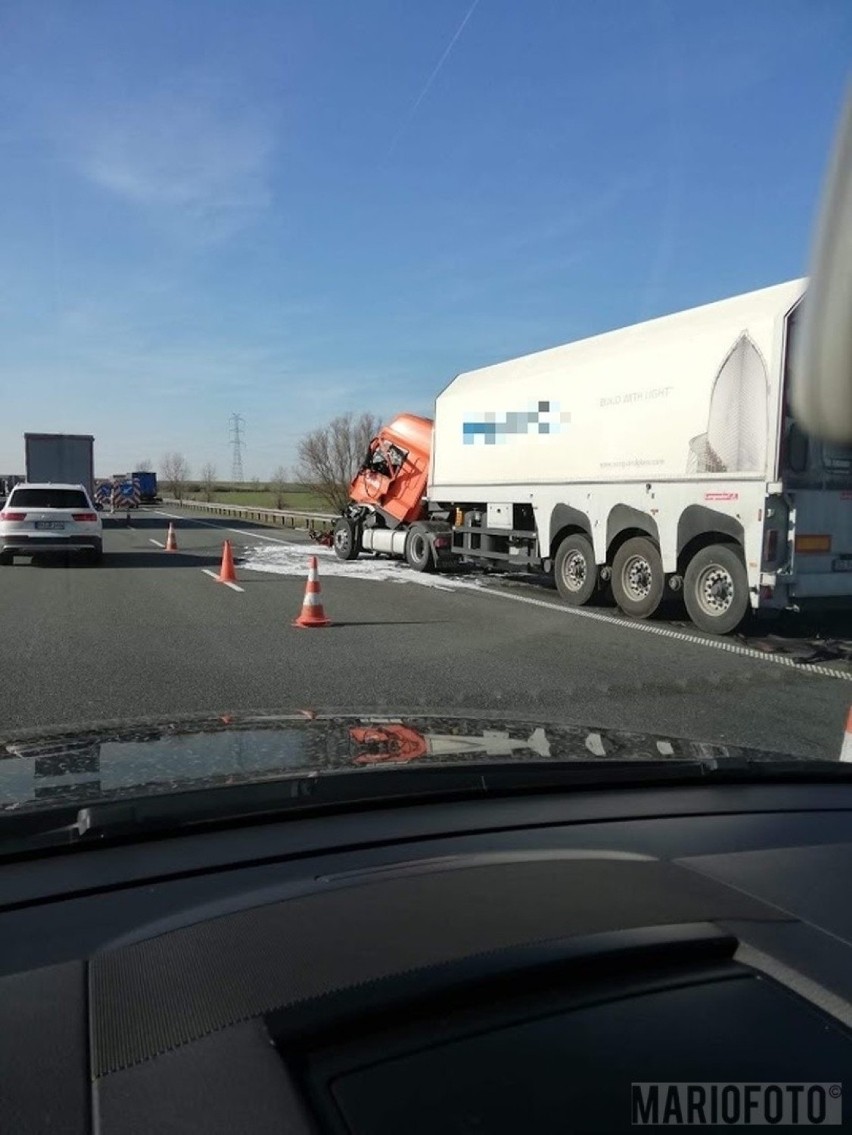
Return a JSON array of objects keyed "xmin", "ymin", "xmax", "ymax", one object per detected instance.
[
  {"xmin": 0, "ymin": 552, "xmax": 12, "ymax": 566},
  {"xmin": 612, "ymin": 537, "xmax": 664, "ymax": 619},
  {"xmin": 333, "ymin": 517, "xmax": 361, "ymax": 561},
  {"xmin": 405, "ymin": 525, "xmax": 434, "ymax": 572},
  {"xmin": 684, "ymin": 544, "xmax": 749, "ymax": 635},
  {"xmin": 554, "ymin": 534, "xmax": 597, "ymax": 606}
]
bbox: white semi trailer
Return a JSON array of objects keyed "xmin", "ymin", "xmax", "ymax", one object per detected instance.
[{"xmin": 336, "ymin": 279, "xmax": 852, "ymax": 633}]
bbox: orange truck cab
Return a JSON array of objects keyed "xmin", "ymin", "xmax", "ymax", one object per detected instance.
[
  {"xmin": 333, "ymin": 414, "xmax": 455, "ymax": 569},
  {"xmin": 348, "ymin": 414, "xmax": 432, "ymax": 525}
]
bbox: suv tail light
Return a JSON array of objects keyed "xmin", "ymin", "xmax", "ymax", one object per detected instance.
[
  {"xmin": 0, "ymin": 511, "xmax": 26, "ymax": 520},
  {"xmin": 72, "ymin": 513, "xmax": 98, "ymax": 522}
]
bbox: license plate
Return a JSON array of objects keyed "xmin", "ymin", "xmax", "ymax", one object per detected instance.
[
  {"xmin": 35, "ymin": 521, "xmax": 65, "ymax": 531},
  {"xmin": 832, "ymin": 558, "xmax": 852, "ymax": 572}
]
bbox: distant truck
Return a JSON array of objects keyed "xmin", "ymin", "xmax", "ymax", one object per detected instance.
[
  {"xmin": 132, "ymin": 471, "xmax": 159, "ymax": 503},
  {"xmin": 333, "ymin": 279, "xmax": 852, "ymax": 634},
  {"xmin": 24, "ymin": 434, "xmax": 95, "ymax": 501}
]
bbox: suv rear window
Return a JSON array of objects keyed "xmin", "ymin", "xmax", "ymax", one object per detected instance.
[{"xmin": 9, "ymin": 489, "xmax": 90, "ymax": 508}]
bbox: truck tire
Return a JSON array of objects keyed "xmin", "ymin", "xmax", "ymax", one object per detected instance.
[
  {"xmin": 0, "ymin": 552, "xmax": 12, "ymax": 566},
  {"xmin": 333, "ymin": 517, "xmax": 361, "ymax": 561},
  {"xmin": 405, "ymin": 524, "xmax": 434, "ymax": 572},
  {"xmin": 554, "ymin": 534, "xmax": 597, "ymax": 606},
  {"xmin": 683, "ymin": 544, "xmax": 749, "ymax": 635},
  {"xmin": 612, "ymin": 537, "xmax": 664, "ymax": 619}
]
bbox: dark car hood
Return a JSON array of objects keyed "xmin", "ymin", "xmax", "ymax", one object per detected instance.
[{"xmin": 0, "ymin": 710, "xmax": 830, "ymax": 814}]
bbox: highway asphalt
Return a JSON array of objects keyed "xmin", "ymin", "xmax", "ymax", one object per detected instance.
[{"xmin": 0, "ymin": 505, "xmax": 850, "ymax": 759}]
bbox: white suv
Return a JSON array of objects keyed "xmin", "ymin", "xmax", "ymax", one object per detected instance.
[{"xmin": 0, "ymin": 483, "xmax": 103, "ymax": 565}]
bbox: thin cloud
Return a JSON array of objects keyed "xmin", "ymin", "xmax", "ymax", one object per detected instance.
[
  {"xmin": 412, "ymin": 174, "xmax": 647, "ymax": 291},
  {"xmin": 62, "ymin": 76, "xmax": 275, "ymax": 242},
  {"xmin": 385, "ymin": 0, "xmax": 481, "ymax": 160}
]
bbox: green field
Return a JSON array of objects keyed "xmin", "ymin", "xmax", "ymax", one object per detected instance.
[{"xmin": 183, "ymin": 484, "xmax": 332, "ymax": 513}]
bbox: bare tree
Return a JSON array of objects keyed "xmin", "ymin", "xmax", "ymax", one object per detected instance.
[
  {"xmin": 270, "ymin": 464, "xmax": 289, "ymax": 509},
  {"xmin": 200, "ymin": 462, "xmax": 217, "ymax": 503},
  {"xmin": 296, "ymin": 411, "xmax": 382, "ymax": 512},
  {"xmin": 160, "ymin": 452, "xmax": 190, "ymax": 501},
  {"xmin": 135, "ymin": 458, "xmax": 153, "ymax": 472}
]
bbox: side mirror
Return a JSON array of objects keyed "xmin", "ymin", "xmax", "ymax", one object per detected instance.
[{"xmin": 791, "ymin": 87, "xmax": 852, "ymax": 443}]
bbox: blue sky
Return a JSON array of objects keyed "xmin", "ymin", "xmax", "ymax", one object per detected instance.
[{"xmin": 0, "ymin": 0, "xmax": 849, "ymax": 478}]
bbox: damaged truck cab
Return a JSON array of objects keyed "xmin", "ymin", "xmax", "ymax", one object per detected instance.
[{"xmin": 333, "ymin": 414, "xmax": 453, "ymax": 571}]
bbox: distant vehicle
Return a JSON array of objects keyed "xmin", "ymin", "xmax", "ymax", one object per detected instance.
[
  {"xmin": 333, "ymin": 280, "xmax": 852, "ymax": 634},
  {"xmin": 24, "ymin": 434, "xmax": 95, "ymax": 501},
  {"xmin": 0, "ymin": 482, "xmax": 103, "ymax": 565},
  {"xmin": 0, "ymin": 475, "xmax": 24, "ymax": 497},
  {"xmin": 93, "ymin": 480, "xmax": 111, "ymax": 510},
  {"xmin": 94, "ymin": 475, "xmax": 141, "ymax": 512},
  {"xmin": 112, "ymin": 476, "xmax": 141, "ymax": 509},
  {"xmin": 132, "ymin": 470, "xmax": 159, "ymax": 503}
]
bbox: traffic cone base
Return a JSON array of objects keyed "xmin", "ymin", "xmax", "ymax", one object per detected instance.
[
  {"xmin": 293, "ymin": 555, "xmax": 332, "ymax": 627},
  {"xmin": 218, "ymin": 540, "xmax": 237, "ymax": 583},
  {"xmin": 165, "ymin": 522, "xmax": 178, "ymax": 552}
]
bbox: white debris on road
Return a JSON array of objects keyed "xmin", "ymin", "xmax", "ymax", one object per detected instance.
[{"xmin": 239, "ymin": 543, "xmax": 484, "ymax": 592}]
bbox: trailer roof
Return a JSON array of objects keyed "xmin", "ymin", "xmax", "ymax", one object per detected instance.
[
  {"xmin": 443, "ymin": 279, "xmax": 806, "ymax": 396},
  {"xmin": 24, "ymin": 433, "xmax": 95, "ymax": 440}
]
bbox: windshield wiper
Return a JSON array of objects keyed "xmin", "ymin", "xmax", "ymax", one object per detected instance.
[{"xmin": 2, "ymin": 757, "xmax": 850, "ymax": 857}]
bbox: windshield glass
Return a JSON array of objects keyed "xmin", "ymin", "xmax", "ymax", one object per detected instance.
[
  {"xmin": 1, "ymin": 1, "xmax": 851, "ymax": 821},
  {"xmin": 8, "ymin": 488, "xmax": 90, "ymax": 508}
]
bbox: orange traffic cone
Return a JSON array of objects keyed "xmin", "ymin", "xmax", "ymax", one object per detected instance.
[
  {"xmin": 217, "ymin": 540, "xmax": 237, "ymax": 584},
  {"xmin": 165, "ymin": 522, "xmax": 178, "ymax": 552},
  {"xmin": 293, "ymin": 555, "xmax": 331, "ymax": 627}
]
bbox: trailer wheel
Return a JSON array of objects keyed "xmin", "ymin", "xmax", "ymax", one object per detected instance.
[
  {"xmin": 683, "ymin": 544, "xmax": 749, "ymax": 635},
  {"xmin": 554, "ymin": 534, "xmax": 597, "ymax": 606},
  {"xmin": 405, "ymin": 525, "xmax": 434, "ymax": 572},
  {"xmin": 612, "ymin": 537, "xmax": 664, "ymax": 619},
  {"xmin": 333, "ymin": 517, "xmax": 361, "ymax": 561}
]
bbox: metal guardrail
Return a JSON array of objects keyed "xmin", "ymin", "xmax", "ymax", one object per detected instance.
[{"xmin": 160, "ymin": 498, "xmax": 337, "ymax": 530}]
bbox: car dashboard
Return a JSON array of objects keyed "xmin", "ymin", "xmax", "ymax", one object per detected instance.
[{"xmin": 1, "ymin": 780, "xmax": 852, "ymax": 1133}]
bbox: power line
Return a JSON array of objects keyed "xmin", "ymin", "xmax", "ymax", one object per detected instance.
[{"xmin": 229, "ymin": 413, "xmax": 246, "ymax": 482}]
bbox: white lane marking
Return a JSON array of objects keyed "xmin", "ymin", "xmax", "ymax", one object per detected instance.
[
  {"xmin": 155, "ymin": 509, "xmax": 291, "ymax": 544},
  {"xmin": 470, "ymin": 586, "xmax": 852, "ymax": 683},
  {"xmin": 202, "ymin": 568, "xmax": 244, "ymax": 592},
  {"xmin": 149, "ymin": 538, "xmax": 164, "ymax": 548}
]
